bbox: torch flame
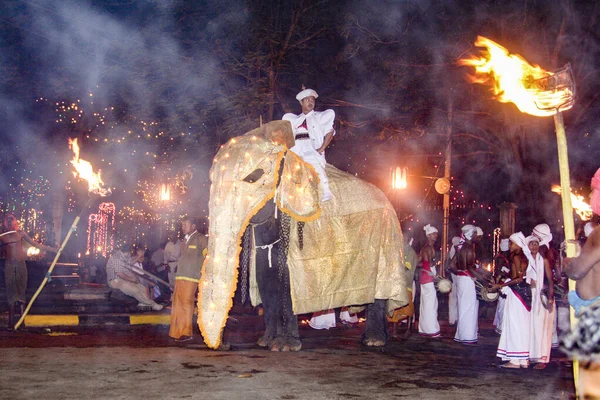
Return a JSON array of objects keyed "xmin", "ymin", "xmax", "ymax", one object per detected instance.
[
  {"xmin": 458, "ymin": 36, "xmax": 574, "ymax": 116},
  {"xmin": 160, "ymin": 184, "xmax": 170, "ymax": 201},
  {"xmin": 392, "ymin": 167, "xmax": 407, "ymax": 190},
  {"xmin": 551, "ymin": 185, "xmax": 593, "ymax": 221},
  {"xmin": 69, "ymin": 138, "xmax": 111, "ymax": 196},
  {"xmin": 26, "ymin": 246, "xmax": 41, "ymax": 257}
]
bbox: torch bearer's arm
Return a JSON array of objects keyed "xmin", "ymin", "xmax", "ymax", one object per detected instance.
[
  {"xmin": 563, "ymin": 232, "xmax": 600, "ymax": 280},
  {"xmin": 20, "ymin": 231, "xmax": 59, "ymax": 253}
]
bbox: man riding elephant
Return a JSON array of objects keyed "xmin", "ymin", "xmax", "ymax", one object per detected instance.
[{"xmin": 198, "ymin": 120, "xmax": 408, "ymax": 350}]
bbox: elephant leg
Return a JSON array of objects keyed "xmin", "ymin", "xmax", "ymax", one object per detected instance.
[
  {"xmin": 270, "ymin": 246, "xmax": 301, "ymax": 352},
  {"xmin": 362, "ymin": 299, "xmax": 388, "ymax": 347},
  {"xmin": 270, "ymin": 281, "xmax": 301, "ymax": 352},
  {"xmin": 255, "ymin": 249, "xmax": 278, "ymax": 348}
]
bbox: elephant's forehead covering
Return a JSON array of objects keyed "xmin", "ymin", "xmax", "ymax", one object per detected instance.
[
  {"xmin": 211, "ymin": 135, "xmax": 283, "ymax": 184},
  {"xmin": 200, "ymin": 134, "xmax": 284, "ymax": 349}
]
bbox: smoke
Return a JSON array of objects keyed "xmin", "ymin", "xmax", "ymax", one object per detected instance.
[{"xmin": 0, "ymin": 0, "xmax": 250, "ymax": 228}]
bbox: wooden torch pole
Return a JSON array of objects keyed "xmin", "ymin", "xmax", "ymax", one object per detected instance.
[{"xmin": 553, "ymin": 110, "xmax": 579, "ymax": 391}]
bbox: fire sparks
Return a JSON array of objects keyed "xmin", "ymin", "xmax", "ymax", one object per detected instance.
[
  {"xmin": 551, "ymin": 185, "xmax": 593, "ymax": 221},
  {"xmin": 69, "ymin": 138, "xmax": 111, "ymax": 196},
  {"xmin": 458, "ymin": 36, "xmax": 574, "ymax": 116}
]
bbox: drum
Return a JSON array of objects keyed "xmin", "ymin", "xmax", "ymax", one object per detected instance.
[
  {"xmin": 435, "ymin": 276, "xmax": 452, "ymax": 294},
  {"xmin": 475, "ymin": 281, "xmax": 499, "ymax": 302}
]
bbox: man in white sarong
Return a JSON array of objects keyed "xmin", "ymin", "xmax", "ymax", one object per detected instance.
[
  {"xmin": 527, "ymin": 235, "xmax": 555, "ymax": 369},
  {"xmin": 447, "ymin": 235, "xmax": 462, "ymax": 326},
  {"xmin": 492, "ymin": 238, "xmax": 511, "ymax": 335},
  {"xmin": 283, "ymin": 88, "xmax": 335, "ymax": 202},
  {"xmin": 452, "ymin": 225, "xmax": 479, "ymax": 345},
  {"xmin": 418, "ymin": 224, "xmax": 441, "ymax": 337},
  {"xmin": 494, "ymin": 232, "xmax": 534, "ymax": 368}
]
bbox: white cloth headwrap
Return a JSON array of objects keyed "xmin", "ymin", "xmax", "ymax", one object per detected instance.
[
  {"xmin": 532, "ymin": 223, "xmax": 552, "ymax": 247},
  {"xmin": 423, "ymin": 224, "xmax": 438, "ymax": 235},
  {"xmin": 500, "ymin": 238, "xmax": 510, "ymax": 252},
  {"xmin": 451, "ymin": 236, "xmax": 461, "ymax": 246},
  {"xmin": 461, "ymin": 224, "xmax": 476, "ymax": 240},
  {"xmin": 525, "ymin": 235, "xmax": 540, "ymax": 246},
  {"xmin": 510, "ymin": 232, "xmax": 534, "ymax": 268},
  {"xmin": 296, "ymin": 89, "xmax": 318, "ymax": 102},
  {"xmin": 475, "ymin": 227, "xmax": 483, "ymax": 236},
  {"xmin": 584, "ymin": 222, "xmax": 596, "ymax": 238}
]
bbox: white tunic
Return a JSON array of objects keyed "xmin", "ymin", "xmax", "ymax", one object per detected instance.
[{"xmin": 282, "ymin": 110, "xmax": 336, "ymax": 200}]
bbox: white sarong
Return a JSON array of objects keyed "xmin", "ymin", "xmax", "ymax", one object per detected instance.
[
  {"xmin": 529, "ymin": 254, "xmax": 554, "ymax": 363},
  {"xmin": 497, "ymin": 286, "xmax": 530, "ymax": 365},
  {"xmin": 309, "ymin": 309, "xmax": 336, "ymax": 330},
  {"xmin": 493, "ymin": 294, "xmax": 506, "ymax": 333},
  {"xmin": 418, "ymin": 279, "xmax": 440, "ymax": 337},
  {"xmin": 339, "ymin": 307, "xmax": 358, "ymax": 324},
  {"xmin": 453, "ymin": 273, "xmax": 479, "ymax": 343},
  {"xmin": 449, "ymin": 273, "xmax": 458, "ymax": 325}
]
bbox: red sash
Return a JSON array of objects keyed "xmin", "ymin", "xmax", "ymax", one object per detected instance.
[{"xmin": 420, "ymin": 260, "xmax": 434, "ymax": 284}]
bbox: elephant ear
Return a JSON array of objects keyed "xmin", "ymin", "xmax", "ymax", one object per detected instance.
[
  {"xmin": 275, "ymin": 151, "xmax": 321, "ymax": 222},
  {"xmin": 245, "ymin": 120, "xmax": 295, "ymax": 149}
]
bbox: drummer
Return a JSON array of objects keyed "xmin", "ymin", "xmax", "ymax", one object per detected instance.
[
  {"xmin": 418, "ymin": 224, "xmax": 441, "ymax": 338},
  {"xmin": 452, "ymin": 225, "xmax": 479, "ymax": 345}
]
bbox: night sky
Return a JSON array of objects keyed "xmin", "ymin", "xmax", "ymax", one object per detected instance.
[{"xmin": 1, "ymin": 0, "xmax": 600, "ymax": 249}]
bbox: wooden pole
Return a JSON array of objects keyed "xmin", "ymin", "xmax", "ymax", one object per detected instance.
[
  {"xmin": 553, "ymin": 111, "xmax": 579, "ymax": 392},
  {"xmin": 441, "ymin": 93, "xmax": 453, "ymax": 274}
]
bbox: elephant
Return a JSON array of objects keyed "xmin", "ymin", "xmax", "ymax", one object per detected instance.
[{"xmin": 198, "ymin": 120, "xmax": 408, "ymax": 350}]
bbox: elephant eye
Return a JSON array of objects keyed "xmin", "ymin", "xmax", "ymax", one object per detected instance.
[{"xmin": 243, "ymin": 169, "xmax": 264, "ymax": 183}]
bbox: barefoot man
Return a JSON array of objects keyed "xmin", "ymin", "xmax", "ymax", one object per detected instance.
[
  {"xmin": 0, "ymin": 214, "xmax": 58, "ymax": 329},
  {"xmin": 563, "ymin": 167, "xmax": 600, "ymax": 397}
]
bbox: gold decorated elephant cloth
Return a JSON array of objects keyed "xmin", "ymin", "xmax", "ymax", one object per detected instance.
[{"xmin": 286, "ymin": 164, "xmax": 408, "ymax": 315}]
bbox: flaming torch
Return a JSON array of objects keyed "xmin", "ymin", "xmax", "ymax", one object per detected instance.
[
  {"xmin": 551, "ymin": 185, "xmax": 593, "ymax": 221},
  {"xmin": 459, "ymin": 35, "xmax": 579, "ymax": 390},
  {"xmin": 14, "ymin": 138, "xmax": 111, "ymax": 330}
]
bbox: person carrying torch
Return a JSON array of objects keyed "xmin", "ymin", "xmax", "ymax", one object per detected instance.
[{"xmin": 0, "ymin": 214, "xmax": 59, "ymax": 330}]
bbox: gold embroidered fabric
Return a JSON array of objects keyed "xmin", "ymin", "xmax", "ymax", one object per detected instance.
[
  {"xmin": 199, "ymin": 120, "xmax": 407, "ymax": 349},
  {"xmin": 275, "ymin": 151, "xmax": 321, "ymax": 222},
  {"xmin": 287, "ymin": 165, "xmax": 407, "ymax": 315},
  {"xmin": 198, "ymin": 121, "xmax": 305, "ymax": 349}
]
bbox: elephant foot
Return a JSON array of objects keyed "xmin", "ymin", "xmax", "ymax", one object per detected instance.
[
  {"xmin": 257, "ymin": 334, "xmax": 274, "ymax": 348},
  {"xmin": 270, "ymin": 336, "xmax": 302, "ymax": 352},
  {"xmin": 362, "ymin": 337, "xmax": 386, "ymax": 347}
]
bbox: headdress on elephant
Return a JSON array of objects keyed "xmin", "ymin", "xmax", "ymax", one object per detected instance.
[
  {"xmin": 296, "ymin": 88, "xmax": 318, "ymax": 102},
  {"xmin": 199, "ymin": 120, "xmax": 320, "ymax": 349}
]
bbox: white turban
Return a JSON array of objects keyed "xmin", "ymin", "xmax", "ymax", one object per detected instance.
[
  {"xmin": 424, "ymin": 224, "xmax": 438, "ymax": 236},
  {"xmin": 584, "ymin": 222, "xmax": 596, "ymax": 238},
  {"xmin": 461, "ymin": 224, "xmax": 476, "ymax": 240},
  {"xmin": 500, "ymin": 238, "xmax": 510, "ymax": 252},
  {"xmin": 525, "ymin": 235, "xmax": 540, "ymax": 246},
  {"xmin": 532, "ymin": 223, "xmax": 552, "ymax": 247},
  {"xmin": 510, "ymin": 231, "xmax": 534, "ymax": 266},
  {"xmin": 475, "ymin": 227, "xmax": 483, "ymax": 236},
  {"xmin": 296, "ymin": 89, "xmax": 318, "ymax": 102},
  {"xmin": 451, "ymin": 236, "xmax": 461, "ymax": 246}
]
